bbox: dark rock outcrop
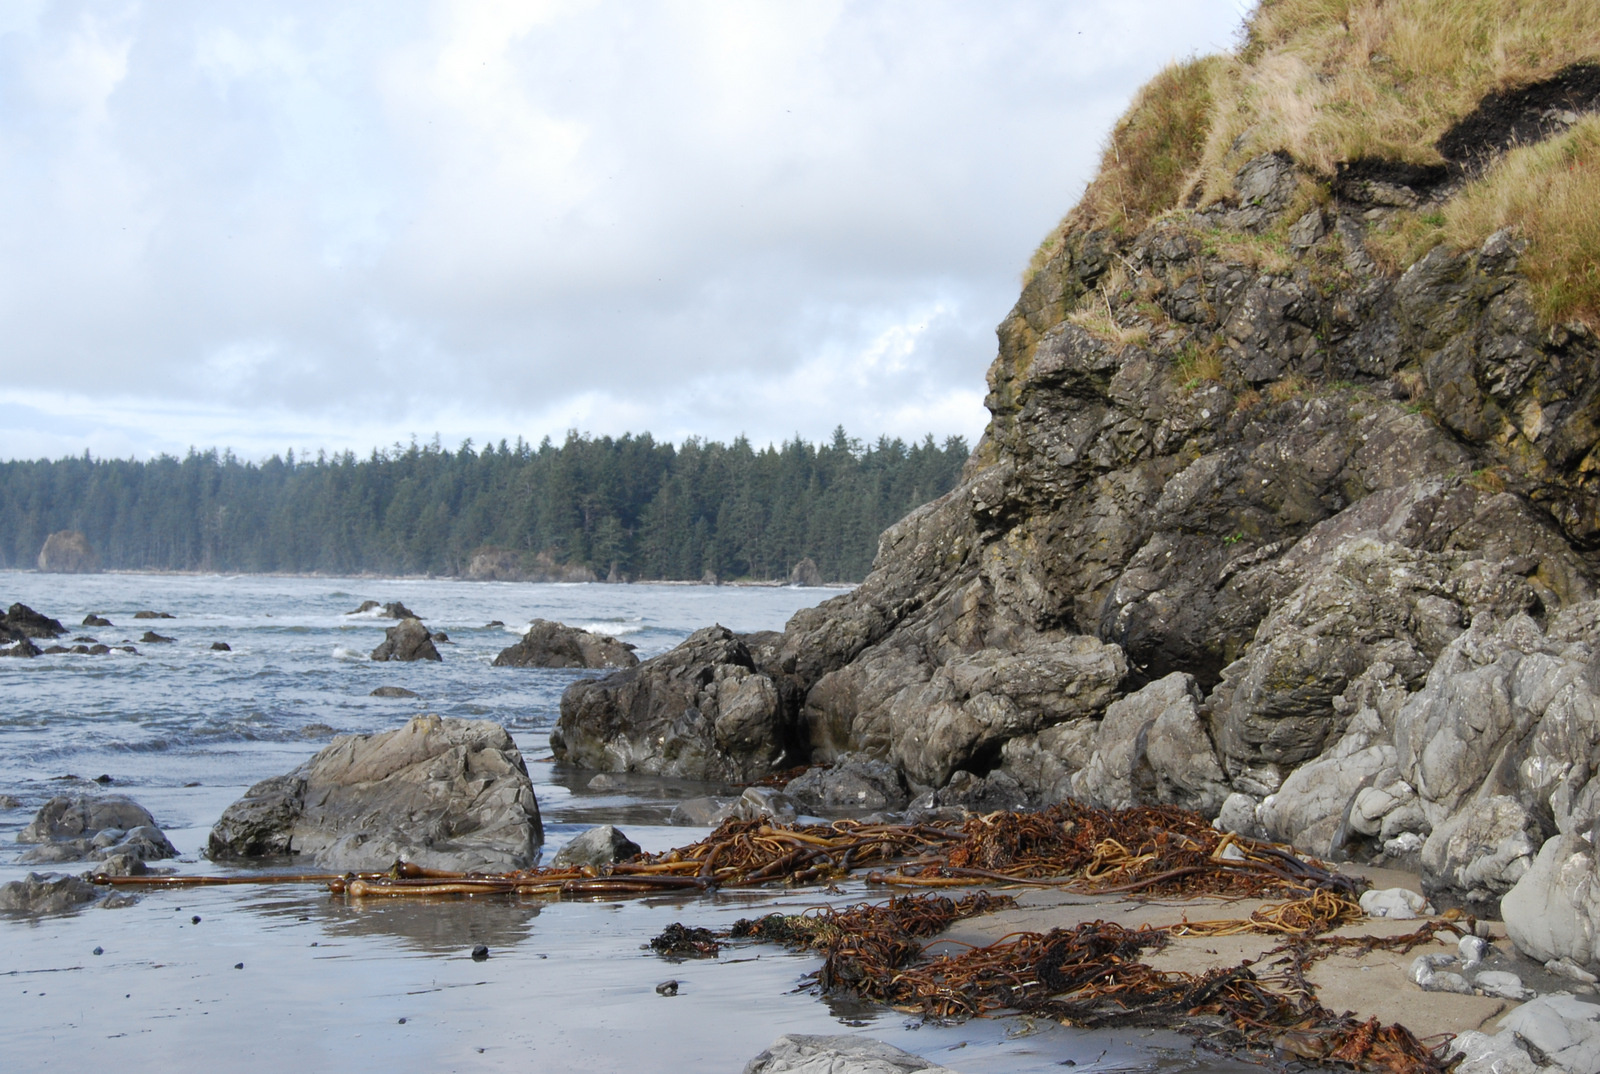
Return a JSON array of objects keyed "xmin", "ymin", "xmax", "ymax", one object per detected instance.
[
  {"xmin": 492, "ymin": 619, "xmax": 639, "ymax": 670},
  {"xmin": 36, "ymin": 530, "xmax": 98, "ymax": 573},
  {"xmin": 83, "ymin": 614, "xmax": 112, "ymax": 627},
  {"xmin": 132, "ymin": 610, "xmax": 175, "ymax": 620},
  {"xmin": 370, "ymin": 618, "xmax": 441, "ymax": 662},
  {"xmin": 140, "ymin": 631, "xmax": 175, "ymax": 643},
  {"xmin": 16, "ymin": 794, "xmax": 178, "ymax": 865},
  {"xmin": 207, "ymin": 714, "xmax": 543, "ymax": 871},
  {"xmin": 553, "ymin": 625, "xmax": 802, "ymax": 781},
  {"xmin": 346, "ymin": 600, "xmax": 417, "ymax": 619},
  {"xmin": 3, "ymin": 603, "xmax": 67, "ymax": 639},
  {"xmin": 370, "ymin": 685, "xmax": 419, "ymax": 698},
  {"xmin": 784, "ymin": 755, "xmax": 908, "ymax": 812}
]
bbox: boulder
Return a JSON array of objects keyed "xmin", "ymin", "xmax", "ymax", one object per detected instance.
[
  {"xmin": 550, "ymin": 824, "xmax": 641, "ymax": 868},
  {"xmin": 370, "ymin": 685, "xmax": 419, "ymax": 698},
  {"xmin": 910, "ymin": 769, "xmax": 1031, "ymax": 815},
  {"xmin": 0, "ymin": 872, "xmax": 101, "ymax": 915},
  {"xmin": 207, "ymin": 714, "xmax": 543, "ymax": 872},
  {"xmin": 667, "ymin": 796, "xmax": 734, "ymax": 826},
  {"xmin": 370, "ymin": 618, "xmax": 441, "ymax": 662},
  {"xmin": 3, "ymin": 602, "xmax": 68, "ymax": 639},
  {"xmin": 36, "ymin": 530, "xmax": 98, "ymax": 573},
  {"xmin": 1419, "ymin": 795, "xmax": 1542, "ymax": 914},
  {"xmin": 553, "ymin": 625, "xmax": 802, "ymax": 782},
  {"xmin": 83, "ymin": 614, "xmax": 112, "ymax": 627},
  {"xmin": 210, "ymin": 641, "xmax": 231, "ymax": 651},
  {"xmin": 16, "ymin": 795, "xmax": 178, "ymax": 864},
  {"xmin": 1501, "ymin": 832, "xmax": 1600, "ymax": 971},
  {"xmin": 789, "ymin": 557, "xmax": 823, "ymax": 587},
  {"xmin": 997, "ymin": 719, "xmax": 1098, "ymax": 805},
  {"xmin": 2, "ymin": 637, "xmax": 41, "ymax": 658},
  {"xmin": 744, "ymin": 1034, "xmax": 957, "ymax": 1074},
  {"xmin": 132, "ymin": 610, "xmax": 175, "ymax": 620},
  {"xmin": 492, "ymin": 619, "xmax": 639, "ymax": 670},
  {"xmin": 784, "ymin": 755, "xmax": 908, "ymax": 812},
  {"xmin": 1071, "ymin": 672, "xmax": 1229, "ymax": 816},
  {"xmin": 140, "ymin": 631, "xmax": 175, "ymax": 643}
]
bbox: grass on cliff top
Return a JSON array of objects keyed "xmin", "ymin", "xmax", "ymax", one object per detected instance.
[
  {"xmin": 1448, "ymin": 117, "xmax": 1600, "ymax": 326},
  {"xmin": 1026, "ymin": 56, "xmax": 1220, "ymax": 281},
  {"xmin": 1190, "ymin": 0, "xmax": 1600, "ymax": 196}
]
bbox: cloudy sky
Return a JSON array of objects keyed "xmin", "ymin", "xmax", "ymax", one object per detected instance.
[{"xmin": 0, "ymin": 0, "xmax": 1249, "ymax": 462}]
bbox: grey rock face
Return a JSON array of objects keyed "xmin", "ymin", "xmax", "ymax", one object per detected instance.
[
  {"xmin": 16, "ymin": 795, "xmax": 177, "ymax": 864},
  {"xmin": 789, "ymin": 558, "xmax": 823, "ymax": 587},
  {"xmin": 744, "ymin": 1034, "xmax": 958, "ymax": 1074},
  {"xmin": 1071, "ymin": 672, "xmax": 1228, "ymax": 815},
  {"xmin": 1451, "ymin": 994, "xmax": 1600, "ymax": 1074},
  {"xmin": 554, "ymin": 625, "xmax": 802, "ymax": 782},
  {"xmin": 784, "ymin": 755, "xmax": 908, "ymax": 812},
  {"xmin": 207, "ymin": 714, "xmax": 543, "ymax": 872},
  {"xmin": 370, "ymin": 618, "xmax": 441, "ymax": 662},
  {"xmin": 1502, "ymin": 832, "xmax": 1600, "ymax": 971},
  {"xmin": 550, "ymin": 824, "xmax": 641, "ymax": 868},
  {"xmin": 0, "ymin": 872, "xmax": 102, "ymax": 915},
  {"xmin": 492, "ymin": 619, "xmax": 639, "ymax": 670}
]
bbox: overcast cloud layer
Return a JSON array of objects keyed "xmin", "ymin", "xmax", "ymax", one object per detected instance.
[{"xmin": 0, "ymin": 0, "xmax": 1249, "ymax": 462}]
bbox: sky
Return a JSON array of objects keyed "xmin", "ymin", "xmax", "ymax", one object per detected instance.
[{"xmin": 0, "ymin": 0, "xmax": 1252, "ymax": 463}]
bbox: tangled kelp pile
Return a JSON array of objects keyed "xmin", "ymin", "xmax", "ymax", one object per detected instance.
[
  {"xmin": 99, "ymin": 802, "xmax": 1361, "ymax": 901},
  {"xmin": 653, "ymin": 892, "xmax": 1465, "ymax": 1074}
]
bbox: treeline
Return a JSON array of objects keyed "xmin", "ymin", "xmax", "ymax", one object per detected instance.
[{"xmin": 0, "ymin": 429, "xmax": 969, "ymax": 582}]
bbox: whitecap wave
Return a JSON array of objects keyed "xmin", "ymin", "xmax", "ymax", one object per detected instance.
[
  {"xmin": 331, "ymin": 646, "xmax": 365, "ymax": 661},
  {"xmin": 578, "ymin": 621, "xmax": 644, "ymax": 637}
]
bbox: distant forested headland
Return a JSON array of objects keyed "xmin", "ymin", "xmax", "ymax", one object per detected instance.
[{"xmin": 0, "ymin": 429, "xmax": 969, "ymax": 583}]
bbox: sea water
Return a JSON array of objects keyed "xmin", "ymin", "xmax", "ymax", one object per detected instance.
[{"xmin": 0, "ymin": 572, "xmax": 1250, "ymax": 1072}]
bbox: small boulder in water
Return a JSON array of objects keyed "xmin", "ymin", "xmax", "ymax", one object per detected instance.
[
  {"xmin": 17, "ymin": 795, "xmax": 178, "ymax": 865},
  {"xmin": 83, "ymin": 614, "xmax": 112, "ymax": 627},
  {"xmin": 346, "ymin": 600, "xmax": 418, "ymax": 619},
  {"xmin": 370, "ymin": 685, "xmax": 419, "ymax": 698},
  {"xmin": 550, "ymin": 825, "xmax": 641, "ymax": 868},
  {"xmin": 3, "ymin": 603, "xmax": 67, "ymax": 639},
  {"xmin": 0, "ymin": 872, "xmax": 101, "ymax": 915},
  {"xmin": 132, "ymin": 610, "xmax": 175, "ymax": 620},
  {"xmin": 140, "ymin": 631, "xmax": 175, "ymax": 643},
  {"xmin": 2, "ymin": 637, "xmax": 41, "ymax": 658},
  {"xmin": 210, "ymin": 641, "xmax": 231, "ymax": 651},
  {"xmin": 370, "ymin": 618, "xmax": 441, "ymax": 662},
  {"xmin": 492, "ymin": 619, "xmax": 638, "ymax": 669}
]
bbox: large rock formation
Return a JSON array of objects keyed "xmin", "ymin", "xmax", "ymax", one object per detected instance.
[
  {"xmin": 207, "ymin": 714, "xmax": 543, "ymax": 871},
  {"xmin": 465, "ymin": 548, "xmax": 598, "ymax": 583},
  {"xmin": 492, "ymin": 619, "xmax": 639, "ymax": 669},
  {"xmin": 553, "ymin": 22, "xmax": 1600, "ymax": 941},
  {"xmin": 36, "ymin": 530, "xmax": 98, "ymax": 573}
]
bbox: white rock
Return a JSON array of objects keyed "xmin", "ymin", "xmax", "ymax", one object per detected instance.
[
  {"xmin": 744, "ymin": 1034, "xmax": 959, "ymax": 1074},
  {"xmin": 1458, "ymin": 935, "xmax": 1488, "ymax": 969},
  {"xmin": 1362, "ymin": 887, "xmax": 1433, "ymax": 919},
  {"xmin": 1497, "ymin": 994, "xmax": 1600, "ymax": 1073},
  {"xmin": 1448, "ymin": 1029, "xmax": 1543, "ymax": 1074},
  {"xmin": 1472, "ymin": 970, "xmax": 1533, "ymax": 1000},
  {"xmin": 1547, "ymin": 957, "xmax": 1600, "ymax": 985}
]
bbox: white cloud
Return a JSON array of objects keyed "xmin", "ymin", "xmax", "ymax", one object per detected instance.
[{"xmin": 0, "ymin": 0, "xmax": 1251, "ymax": 461}]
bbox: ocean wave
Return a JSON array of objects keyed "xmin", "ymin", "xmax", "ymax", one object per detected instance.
[
  {"xmin": 331, "ymin": 646, "xmax": 366, "ymax": 661},
  {"xmin": 577, "ymin": 621, "xmax": 644, "ymax": 637}
]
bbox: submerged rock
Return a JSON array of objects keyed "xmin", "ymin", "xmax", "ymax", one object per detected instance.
[
  {"xmin": 206, "ymin": 714, "xmax": 543, "ymax": 872},
  {"xmin": 370, "ymin": 685, "xmax": 419, "ymax": 698},
  {"xmin": 16, "ymin": 795, "xmax": 177, "ymax": 865},
  {"xmin": 492, "ymin": 619, "xmax": 639, "ymax": 670},
  {"xmin": 370, "ymin": 618, "xmax": 441, "ymax": 662},
  {"xmin": 743, "ymin": 1034, "xmax": 957, "ymax": 1074}
]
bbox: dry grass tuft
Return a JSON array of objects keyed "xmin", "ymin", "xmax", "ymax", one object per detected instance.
[
  {"xmin": 1174, "ymin": 338, "xmax": 1226, "ymax": 388},
  {"xmin": 1027, "ymin": 57, "xmax": 1221, "ymax": 281},
  {"xmin": 1444, "ymin": 117, "xmax": 1600, "ymax": 326}
]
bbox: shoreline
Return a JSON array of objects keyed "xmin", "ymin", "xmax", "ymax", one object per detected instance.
[{"xmin": 2, "ymin": 566, "xmax": 856, "ymax": 590}]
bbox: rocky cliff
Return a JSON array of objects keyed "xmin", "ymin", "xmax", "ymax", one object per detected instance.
[{"xmin": 556, "ymin": 2, "xmax": 1600, "ymax": 926}]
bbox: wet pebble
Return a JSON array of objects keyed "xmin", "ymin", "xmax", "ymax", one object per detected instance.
[
  {"xmin": 93, "ymin": 946, "xmax": 103, "ymax": 956},
  {"xmin": 234, "ymin": 962, "xmax": 244, "ymax": 969},
  {"xmin": 398, "ymin": 1017, "xmax": 407, "ymax": 1024},
  {"xmin": 655, "ymin": 979, "xmax": 679, "ymax": 996},
  {"xmin": 192, "ymin": 915, "xmax": 201, "ymax": 924},
  {"xmin": 471, "ymin": 944, "xmax": 489, "ymax": 961}
]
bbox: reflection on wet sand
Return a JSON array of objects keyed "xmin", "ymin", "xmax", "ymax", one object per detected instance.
[{"xmin": 245, "ymin": 889, "xmax": 542, "ymax": 953}]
